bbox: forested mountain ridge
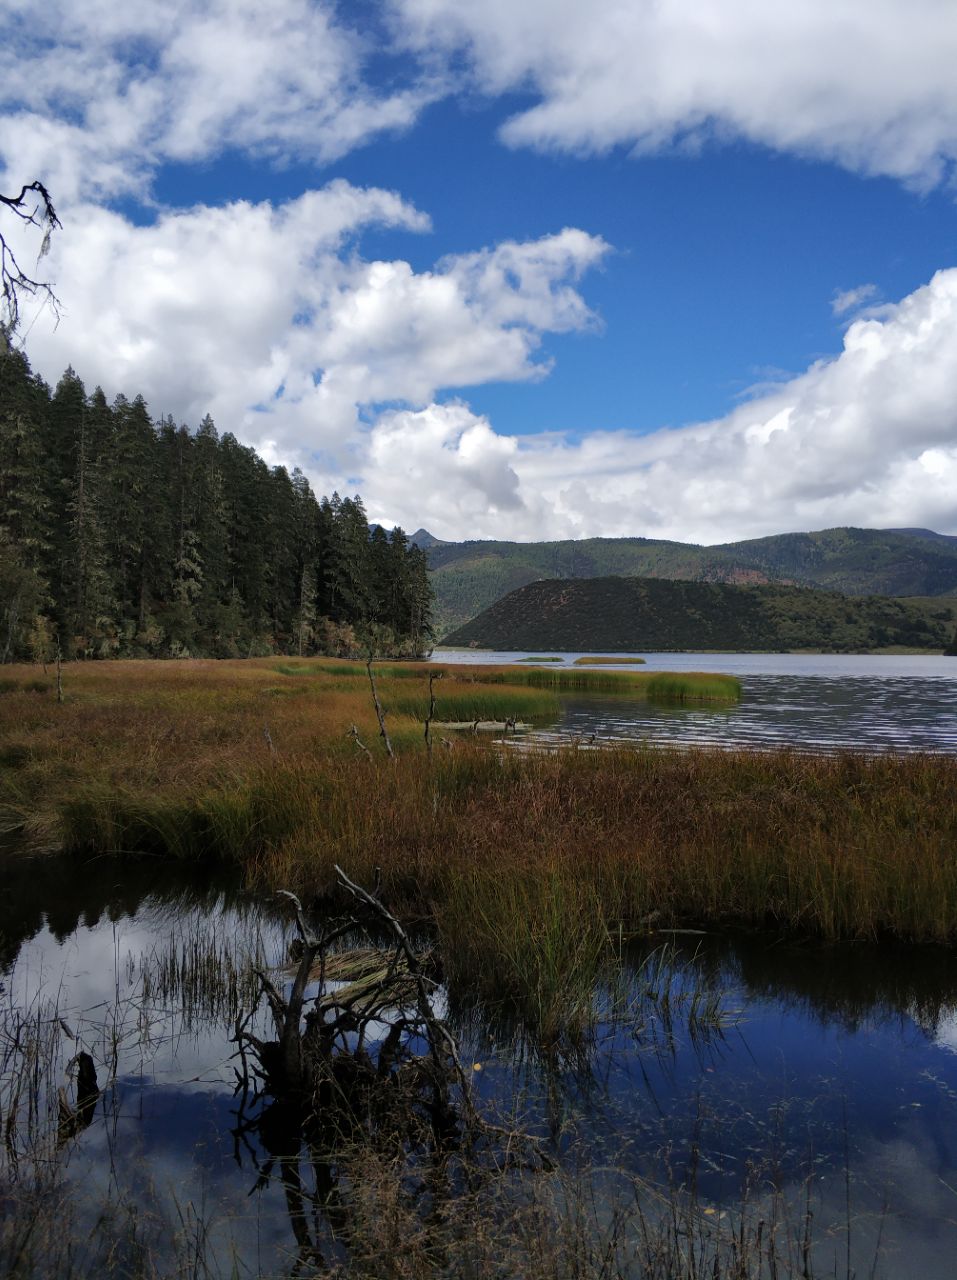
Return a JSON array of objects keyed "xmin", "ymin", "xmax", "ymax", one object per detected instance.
[
  {"xmin": 0, "ymin": 341, "xmax": 432, "ymax": 661},
  {"xmin": 442, "ymin": 577, "xmax": 957, "ymax": 653},
  {"xmin": 419, "ymin": 527, "xmax": 957, "ymax": 635}
]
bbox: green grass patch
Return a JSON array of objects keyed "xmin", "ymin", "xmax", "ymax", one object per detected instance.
[
  {"xmin": 516, "ymin": 656, "xmax": 564, "ymax": 663},
  {"xmin": 573, "ymin": 655, "xmax": 646, "ymax": 665},
  {"xmin": 440, "ymin": 869, "xmax": 610, "ymax": 1047},
  {"xmin": 645, "ymin": 672, "xmax": 742, "ymax": 702},
  {"xmin": 441, "ymin": 665, "xmax": 739, "ymax": 700},
  {"xmin": 387, "ymin": 683, "xmax": 559, "ymax": 723}
]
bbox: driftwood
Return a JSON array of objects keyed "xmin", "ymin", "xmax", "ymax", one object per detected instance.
[
  {"xmin": 233, "ymin": 870, "xmax": 477, "ymax": 1152},
  {"xmin": 229, "ymin": 869, "xmax": 550, "ymax": 1271},
  {"xmin": 232, "ymin": 870, "xmax": 546, "ymax": 1164},
  {"xmin": 424, "ymin": 669, "xmax": 443, "ymax": 757}
]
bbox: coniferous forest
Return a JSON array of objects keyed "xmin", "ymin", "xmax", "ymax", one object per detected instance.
[{"xmin": 0, "ymin": 337, "xmax": 433, "ymax": 661}]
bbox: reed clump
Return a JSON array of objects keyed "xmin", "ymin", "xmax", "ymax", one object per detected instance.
[
  {"xmin": 443, "ymin": 663, "xmax": 740, "ymax": 698},
  {"xmin": 644, "ymin": 671, "xmax": 742, "ymax": 701},
  {"xmin": 572, "ymin": 655, "xmax": 646, "ymax": 665},
  {"xmin": 438, "ymin": 869, "xmax": 611, "ymax": 1047}
]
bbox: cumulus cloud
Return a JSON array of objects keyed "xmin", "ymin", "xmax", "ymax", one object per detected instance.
[
  {"xmin": 360, "ymin": 270, "xmax": 957, "ymax": 543},
  {"xmin": 0, "ymin": 0, "xmax": 435, "ymax": 203},
  {"xmin": 23, "ymin": 184, "xmax": 609, "ymax": 492},
  {"xmin": 19, "ymin": 182, "xmax": 957, "ymax": 544},
  {"xmin": 391, "ymin": 0, "xmax": 957, "ymax": 187}
]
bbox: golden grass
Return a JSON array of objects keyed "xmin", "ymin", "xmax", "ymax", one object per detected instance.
[{"xmin": 3, "ymin": 656, "xmax": 956, "ymax": 1041}]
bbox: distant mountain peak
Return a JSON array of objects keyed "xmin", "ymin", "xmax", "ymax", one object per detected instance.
[{"xmin": 410, "ymin": 528, "xmax": 447, "ymax": 548}]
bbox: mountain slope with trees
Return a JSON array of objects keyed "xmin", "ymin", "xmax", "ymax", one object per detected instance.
[
  {"xmin": 0, "ymin": 340, "xmax": 432, "ymax": 661},
  {"xmin": 441, "ymin": 576, "xmax": 957, "ymax": 653},
  {"xmin": 420, "ymin": 528, "xmax": 957, "ymax": 635}
]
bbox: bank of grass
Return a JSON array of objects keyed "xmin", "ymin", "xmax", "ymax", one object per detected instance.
[
  {"xmin": 2, "ymin": 656, "xmax": 956, "ymax": 1040},
  {"xmin": 446, "ymin": 662, "xmax": 740, "ymax": 699},
  {"xmin": 572, "ymin": 655, "xmax": 646, "ymax": 665}
]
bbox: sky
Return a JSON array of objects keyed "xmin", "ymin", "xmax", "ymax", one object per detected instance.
[{"xmin": 2, "ymin": 0, "xmax": 957, "ymax": 545}]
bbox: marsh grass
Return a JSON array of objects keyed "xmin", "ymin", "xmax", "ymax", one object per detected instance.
[
  {"xmin": 449, "ymin": 663, "xmax": 740, "ymax": 698},
  {"xmin": 439, "ymin": 870, "xmax": 611, "ymax": 1048},
  {"xmin": 325, "ymin": 1142, "xmax": 879, "ymax": 1280},
  {"xmin": 573, "ymin": 655, "xmax": 647, "ymax": 665},
  {"xmin": 644, "ymin": 672, "xmax": 743, "ymax": 701},
  {"xmin": 2, "ymin": 657, "xmax": 956, "ymax": 1049},
  {"xmin": 0, "ymin": 1110, "xmax": 884, "ymax": 1279},
  {"xmin": 388, "ymin": 684, "xmax": 559, "ymax": 722},
  {"xmin": 138, "ymin": 927, "xmax": 265, "ymax": 1031}
]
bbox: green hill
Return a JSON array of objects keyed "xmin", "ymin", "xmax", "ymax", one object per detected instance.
[
  {"xmin": 419, "ymin": 527, "xmax": 957, "ymax": 635},
  {"xmin": 440, "ymin": 577, "xmax": 957, "ymax": 653}
]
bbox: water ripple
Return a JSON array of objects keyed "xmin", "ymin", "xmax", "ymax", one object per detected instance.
[{"xmin": 528, "ymin": 675, "xmax": 957, "ymax": 755}]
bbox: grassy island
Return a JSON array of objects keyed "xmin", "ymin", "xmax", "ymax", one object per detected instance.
[{"xmin": 573, "ymin": 655, "xmax": 647, "ymax": 664}]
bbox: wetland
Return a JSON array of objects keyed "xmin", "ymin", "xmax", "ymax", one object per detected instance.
[{"xmin": 3, "ymin": 654, "xmax": 957, "ymax": 1277}]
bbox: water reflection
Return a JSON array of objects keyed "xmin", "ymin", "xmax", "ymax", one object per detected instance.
[{"xmin": 6, "ymin": 876, "xmax": 957, "ymax": 1275}]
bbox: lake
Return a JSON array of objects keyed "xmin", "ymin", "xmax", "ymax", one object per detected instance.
[
  {"xmin": 435, "ymin": 649, "xmax": 957, "ymax": 754},
  {"xmin": 4, "ymin": 655, "xmax": 957, "ymax": 1276}
]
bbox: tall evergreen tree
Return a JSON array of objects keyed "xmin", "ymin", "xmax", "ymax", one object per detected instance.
[{"xmin": 0, "ymin": 356, "xmax": 433, "ymax": 660}]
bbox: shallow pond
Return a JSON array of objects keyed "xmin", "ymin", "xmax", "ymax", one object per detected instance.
[
  {"xmin": 5, "ymin": 859, "xmax": 957, "ymax": 1276},
  {"xmin": 436, "ymin": 650, "xmax": 957, "ymax": 753}
]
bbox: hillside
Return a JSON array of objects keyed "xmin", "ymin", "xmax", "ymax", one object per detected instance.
[
  {"xmin": 419, "ymin": 527, "xmax": 957, "ymax": 636},
  {"xmin": 440, "ymin": 577, "xmax": 957, "ymax": 653}
]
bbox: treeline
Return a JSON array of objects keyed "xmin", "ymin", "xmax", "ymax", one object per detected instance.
[{"xmin": 0, "ymin": 340, "xmax": 432, "ymax": 661}]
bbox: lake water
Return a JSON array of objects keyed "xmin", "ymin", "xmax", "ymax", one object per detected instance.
[
  {"xmin": 6, "ymin": 858, "xmax": 957, "ymax": 1276},
  {"xmin": 435, "ymin": 649, "xmax": 957, "ymax": 754}
]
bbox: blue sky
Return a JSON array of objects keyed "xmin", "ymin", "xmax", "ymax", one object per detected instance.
[{"xmin": 2, "ymin": 0, "xmax": 957, "ymax": 543}]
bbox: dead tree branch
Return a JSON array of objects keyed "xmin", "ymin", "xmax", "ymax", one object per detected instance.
[
  {"xmin": 366, "ymin": 657, "xmax": 394, "ymax": 758},
  {"xmin": 424, "ymin": 668, "xmax": 443, "ymax": 757},
  {"xmin": 1, "ymin": 181, "xmax": 61, "ymax": 333}
]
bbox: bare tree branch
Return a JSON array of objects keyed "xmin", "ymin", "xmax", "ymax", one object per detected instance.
[{"xmin": 0, "ymin": 180, "xmax": 62, "ymax": 333}]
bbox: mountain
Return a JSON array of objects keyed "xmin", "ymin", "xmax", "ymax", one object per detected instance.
[
  {"xmin": 427, "ymin": 527, "xmax": 957, "ymax": 636},
  {"xmin": 409, "ymin": 528, "xmax": 448, "ymax": 549},
  {"xmin": 440, "ymin": 577, "xmax": 957, "ymax": 653}
]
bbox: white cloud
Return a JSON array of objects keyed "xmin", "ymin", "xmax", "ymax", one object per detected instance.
[
  {"xmin": 367, "ymin": 402, "xmax": 527, "ymax": 525},
  {"xmin": 831, "ymin": 283, "xmax": 879, "ymax": 317},
  {"xmin": 391, "ymin": 0, "xmax": 957, "ymax": 187},
  {"xmin": 23, "ymin": 185, "xmax": 609, "ymax": 495},
  {"xmin": 0, "ymin": 0, "xmax": 435, "ymax": 203},
  {"xmin": 19, "ymin": 181, "xmax": 957, "ymax": 545},
  {"xmin": 5, "ymin": 0, "xmax": 956, "ymax": 548},
  {"xmin": 360, "ymin": 269, "xmax": 957, "ymax": 543},
  {"xmin": 8, "ymin": 0, "xmax": 957, "ymax": 210}
]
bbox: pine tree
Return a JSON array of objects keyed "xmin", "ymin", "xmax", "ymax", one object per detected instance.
[
  {"xmin": 0, "ymin": 342, "xmax": 51, "ymax": 659},
  {"xmin": 0, "ymin": 356, "xmax": 433, "ymax": 660}
]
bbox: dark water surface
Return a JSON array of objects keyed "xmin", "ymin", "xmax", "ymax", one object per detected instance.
[
  {"xmin": 436, "ymin": 650, "xmax": 957, "ymax": 753},
  {"xmin": 6, "ymin": 865, "xmax": 957, "ymax": 1276}
]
